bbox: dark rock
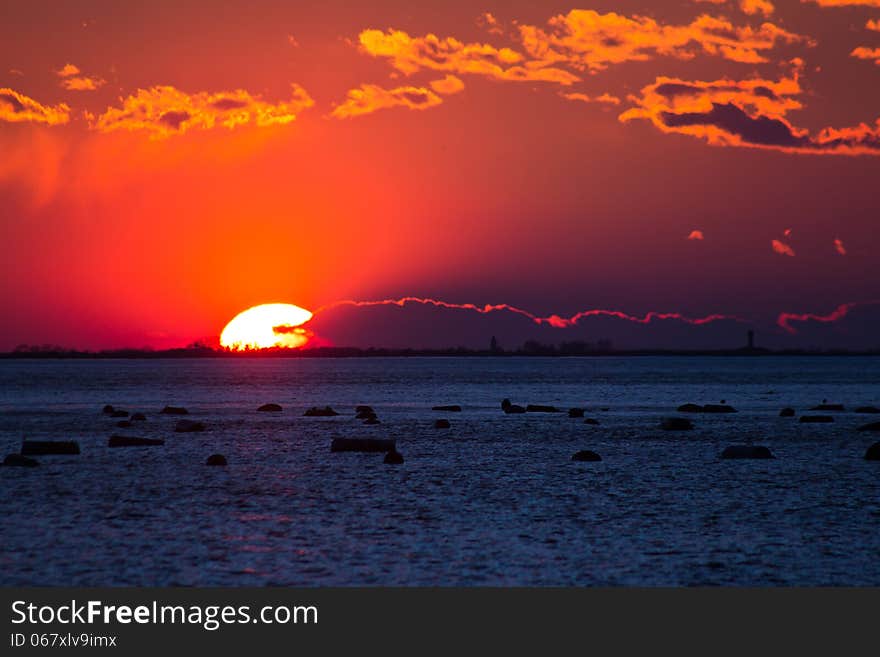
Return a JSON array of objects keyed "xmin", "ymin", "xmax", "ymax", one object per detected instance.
[
  {"xmin": 526, "ymin": 405, "xmax": 559, "ymax": 413},
  {"xmin": 3, "ymin": 454, "xmax": 38, "ymax": 467},
  {"xmin": 660, "ymin": 417, "xmax": 693, "ymax": 431},
  {"xmin": 855, "ymin": 406, "xmax": 880, "ymax": 414},
  {"xmin": 702, "ymin": 404, "xmax": 737, "ymax": 413},
  {"xmin": 865, "ymin": 442, "xmax": 880, "ymax": 460},
  {"xmin": 111, "ymin": 410, "xmax": 129, "ymax": 418},
  {"xmin": 432, "ymin": 405, "xmax": 462, "ymax": 412},
  {"xmin": 355, "ymin": 405, "xmax": 374, "ymax": 414},
  {"xmin": 21, "ymin": 440, "xmax": 80, "ymax": 455},
  {"xmin": 434, "ymin": 419, "xmax": 451, "ymax": 429},
  {"xmin": 799, "ymin": 415, "xmax": 834, "ymax": 423},
  {"xmin": 161, "ymin": 406, "xmax": 188, "ymax": 415},
  {"xmin": 857, "ymin": 422, "xmax": 880, "ymax": 432},
  {"xmin": 501, "ymin": 398, "xmax": 512, "ymax": 411},
  {"xmin": 721, "ymin": 445, "xmax": 774, "ymax": 459},
  {"xmin": 175, "ymin": 419, "xmax": 206, "ymax": 433},
  {"xmin": 568, "ymin": 408, "xmax": 585, "ymax": 418},
  {"xmin": 304, "ymin": 406, "xmax": 338, "ymax": 417},
  {"xmin": 384, "ymin": 450, "xmax": 404, "ymax": 464},
  {"xmin": 102, "ymin": 405, "xmax": 115, "ymax": 414},
  {"xmin": 677, "ymin": 403, "xmax": 703, "ymax": 413},
  {"xmin": 206, "ymin": 454, "xmax": 227, "ymax": 466},
  {"xmin": 363, "ymin": 418, "xmax": 381, "ymax": 425},
  {"xmin": 571, "ymin": 450, "xmax": 602, "ymax": 462},
  {"xmin": 356, "ymin": 410, "xmax": 377, "ymax": 420},
  {"xmin": 116, "ymin": 420, "xmax": 132, "ymax": 428},
  {"xmin": 330, "ymin": 438, "xmax": 396, "ymax": 453},
  {"xmin": 810, "ymin": 404, "xmax": 844, "ymax": 411},
  {"xmin": 779, "ymin": 407, "xmax": 795, "ymax": 417},
  {"xmin": 504, "ymin": 404, "xmax": 526, "ymax": 414},
  {"xmin": 108, "ymin": 435, "xmax": 164, "ymax": 447},
  {"xmin": 600, "ymin": 407, "xmax": 610, "ymax": 412},
  {"xmin": 131, "ymin": 413, "xmax": 147, "ymax": 421},
  {"xmin": 583, "ymin": 418, "xmax": 600, "ymax": 425},
  {"xmin": 258, "ymin": 403, "xmax": 282, "ymax": 412}
]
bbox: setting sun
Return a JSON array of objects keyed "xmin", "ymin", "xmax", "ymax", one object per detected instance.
[{"xmin": 219, "ymin": 303, "xmax": 313, "ymax": 351}]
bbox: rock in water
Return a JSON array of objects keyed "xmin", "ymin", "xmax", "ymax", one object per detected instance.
[
  {"xmin": 330, "ymin": 438, "xmax": 396, "ymax": 453},
  {"xmin": 660, "ymin": 418, "xmax": 693, "ymax": 431},
  {"xmin": 355, "ymin": 405, "xmax": 374, "ymax": 414},
  {"xmin": 161, "ymin": 406, "xmax": 188, "ymax": 415},
  {"xmin": 677, "ymin": 403, "xmax": 703, "ymax": 413},
  {"xmin": 501, "ymin": 399, "xmax": 512, "ymax": 411},
  {"xmin": 583, "ymin": 418, "xmax": 600, "ymax": 425},
  {"xmin": 857, "ymin": 422, "xmax": 880, "ymax": 432},
  {"xmin": 175, "ymin": 419, "xmax": 206, "ymax": 433},
  {"xmin": 571, "ymin": 450, "xmax": 602, "ymax": 462},
  {"xmin": 526, "ymin": 404, "xmax": 559, "ymax": 413},
  {"xmin": 363, "ymin": 418, "xmax": 381, "ymax": 425},
  {"xmin": 2, "ymin": 454, "xmax": 39, "ymax": 467},
  {"xmin": 102, "ymin": 405, "xmax": 115, "ymax": 415},
  {"xmin": 779, "ymin": 407, "xmax": 795, "ymax": 417},
  {"xmin": 131, "ymin": 413, "xmax": 147, "ymax": 421},
  {"xmin": 434, "ymin": 419, "xmax": 451, "ymax": 429},
  {"xmin": 432, "ymin": 405, "xmax": 462, "ymax": 412},
  {"xmin": 702, "ymin": 404, "xmax": 737, "ymax": 413},
  {"xmin": 116, "ymin": 420, "xmax": 132, "ymax": 428},
  {"xmin": 721, "ymin": 445, "xmax": 774, "ymax": 459},
  {"xmin": 206, "ymin": 454, "xmax": 227, "ymax": 466},
  {"xmin": 304, "ymin": 406, "xmax": 338, "ymax": 417},
  {"xmin": 258, "ymin": 403, "xmax": 282, "ymax": 412},
  {"xmin": 799, "ymin": 415, "xmax": 834, "ymax": 423},
  {"xmin": 108, "ymin": 435, "xmax": 165, "ymax": 447},
  {"xmin": 21, "ymin": 440, "xmax": 80, "ymax": 455},
  {"xmin": 865, "ymin": 442, "xmax": 880, "ymax": 460},
  {"xmin": 384, "ymin": 450, "xmax": 404, "ymax": 464},
  {"xmin": 855, "ymin": 406, "xmax": 880, "ymax": 414},
  {"xmin": 504, "ymin": 405, "xmax": 526, "ymax": 414},
  {"xmin": 111, "ymin": 410, "xmax": 129, "ymax": 418},
  {"xmin": 568, "ymin": 408, "xmax": 585, "ymax": 418},
  {"xmin": 810, "ymin": 403, "xmax": 844, "ymax": 411}
]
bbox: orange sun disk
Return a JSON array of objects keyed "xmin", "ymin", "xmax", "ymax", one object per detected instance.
[{"xmin": 219, "ymin": 303, "xmax": 314, "ymax": 351}]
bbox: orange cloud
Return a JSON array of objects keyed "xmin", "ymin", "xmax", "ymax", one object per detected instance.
[
  {"xmin": 560, "ymin": 91, "xmax": 621, "ymax": 105},
  {"xmin": 802, "ymin": 1, "xmax": 880, "ymax": 6},
  {"xmin": 688, "ymin": 230, "xmax": 705, "ymax": 240},
  {"xmin": 868, "ymin": 19, "xmax": 880, "ymax": 31},
  {"xmin": 740, "ymin": 0, "xmax": 775, "ymax": 15},
  {"xmin": 518, "ymin": 10, "xmax": 808, "ymax": 71},
  {"xmin": 357, "ymin": 28, "xmax": 580, "ymax": 85},
  {"xmin": 429, "ymin": 74, "xmax": 465, "ymax": 95},
  {"xmin": 620, "ymin": 66, "xmax": 880, "ymax": 155},
  {"xmin": 55, "ymin": 62, "xmax": 105, "ymax": 91},
  {"xmin": 771, "ymin": 239, "xmax": 796, "ymax": 256},
  {"xmin": 331, "ymin": 83, "xmax": 444, "ymax": 119},
  {"xmin": 851, "ymin": 46, "xmax": 880, "ymax": 64},
  {"xmin": 834, "ymin": 238, "xmax": 847, "ymax": 255},
  {"xmin": 477, "ymin": 12, "xmax": 504, "ymax": 35},
  {"xmin": 91, "ymin": 84, "xmax": 313, "ymax": 138},
  {"xmin": 0, "ymin": 87, "xmax": 70, "ymax": 124}
]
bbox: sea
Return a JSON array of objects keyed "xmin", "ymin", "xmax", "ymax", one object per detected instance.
[{"xmin": 1, "ymin": 356, "xmax": 879, "ymax": 586}]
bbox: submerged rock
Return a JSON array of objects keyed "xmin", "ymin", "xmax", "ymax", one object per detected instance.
[
  {"xmin": 330, "ymin": 438, "xmax": 396, "ymax": 453},
  {"xmin": 799, "ymin": 415, "xmax": 834, "ymax": 423},
  {"xmin": 432, "ymin": 405, "xmax": 462, "ymax": 412},
  {"xmin": 810, "ymin": 403, "xmax": 844, "ymax": 411},
  {"xmin": 660, "ymin": 417, "xmax": 693, "ymax": 431},
  {"xmin": 102, "ymin": 404, "xmax": 115, "ymax": 415},
  {"xmin": 175, "ymin": 419, "xmax": 206, "ymax": 433},
  {"xmin": 21, "ymin": 440, "xmax": 80, "ymax": 455},
  {"xmin": 384, "ymin": 450, "xmax": 404, "ymax": 465},
  {"xmin": 677, "ymin": 403, "xmax": 703, "ymax": 413},
  {"xmin": 857, "ymin": 422, "xmax": 880, "ymax": 432},
  {"xmin": 304, "ymin": 406, "xmax": 338, "ymax": 417},
  {"xmin": 2, "ymin": 454, "xmax": 38, "ymax": 467},
  {"xmin": 865, "ymin": 442, "xmax": 880, "ymax": 460},
  {"xmin": 571, "ymin": 450, "xmax": 602, "ymax": 462},
  {"xmin": 206, "ymin": 454, "xmax": 227, "ymax": 466},
  {"xmin": 583, "ymin": 418, "xmax": 600, "ymax": 425},
  {"xmin": 526, "ymin": 404, "xmax": 559, "ymax": 413},
  {"xmin": 161, "ymin": 406, "xmax": 188, "ymax": 415},
  {"xmin": 855, "ymin": 406, "xmax": 880, "ymax": 414},
  {"xmin": 108, "ymin": 435, "xmax": 164, "ymax": 447},
  {"xmin": 504, "ymin": 404, "xmax": 526, "ymax": 414},
  {"xmin": 131, "ymin": 413, "xmax": 147, "ymax": 421},
  {"xmin": 779, "ymin": 407, "xmax": 795, "ymax": 417},
  {"xmin": 258, "ymin": 403, "xmax": 282, "ymax": 412},
  {"xmin": 434, "ymin": 419, "xmax": 451, "ymax": 429},
  {"xmin": 568, "ymin": 408, "xmax": 585, "ymax": 418},
  {"xmin": 721, "ymin": 445, "xmax": 774, "ymax": 459}
]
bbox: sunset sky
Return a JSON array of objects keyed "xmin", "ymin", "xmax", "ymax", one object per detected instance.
[{"xmin": 2, "ymin": 0, "xmax": 879, "ymax": 350}]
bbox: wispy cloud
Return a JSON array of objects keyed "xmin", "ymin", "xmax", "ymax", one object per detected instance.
[
  {"xmin": 771, "ymin": 239, "xmax": 796, "ymax": 256},
  {"xmin": 0, "ymin": 87, "xmax": 70, "ymax": 124}
]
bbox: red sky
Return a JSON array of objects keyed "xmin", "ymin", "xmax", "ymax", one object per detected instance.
[{"xmin": 2, "ymin": 0, "xmax": 879, "ymax": 350}]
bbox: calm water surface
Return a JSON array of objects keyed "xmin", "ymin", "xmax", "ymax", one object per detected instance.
[{"xmin": 1, "ymin": 356, "xmax": 879, "ymax": 586}]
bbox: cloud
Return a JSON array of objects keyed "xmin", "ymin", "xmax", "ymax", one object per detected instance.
[
  {"xmin": 688, "ymin": 229, "xmax": 705, "ymax": 240},
  {"xmin": 518, "ymin": 10, "xmax": 808, "ymax": 71},
  {"xmin": 91, "ymin": 84, "xmax": 314, "ymax": 138},
  {"xmin": 620, "ymin": 67, "xmax": 880, "ymax": 155},
  {"xmin": 851, "ymin": 46, "xmax": 880, "ymax": 64},
  {"xmin": 287, "ymin": 34, "xmax": 300, "ymax": 47},
  {"xmin": 331, "ymin": 83, "xmax": 444, "ymax": 119},
  {"xmin": 802, "ymin": 1, "xmax": 880, "ymax": 7},
  {"xmin": 784, "ymin": 227, "xmax": 792, "ymax": 236},
  {"xmin": 740, "ymin": 0, "xmax": 775, "ymax": 15},
  {"xmin": 777, "ymin": 302, "xmax": 855, "ymax": 333},
  {"xmin": 357, "ymin": 28, "xmax": 580, "ymax": 85},
  {"xmin": 429, "ymin": 74, "xmax": 465, "ymax": 95},
  {"xmin": 771, "ymin": 239, "xmax": 796, "ymax": 256},
  {"xmin": 55, "ymin": 62, "xmax": 105, "ymax": 91},
  {"xmin": 476, "ymin": 12, "xmax": 504, "ymax": 35},
  {"xmin": 0, "ymin": 87, "xmax": 70, "ymax": 125},
  {"xmin": 868, "ymin": 19, "xmax": 880, "ymax": 31},
  {"xmin": 834, "ymin": 238, "xmax": 847, "ymax": 254},
  {"xmin": 560, "ymin": 91, "xmax": 621, "ymax": 105}
]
